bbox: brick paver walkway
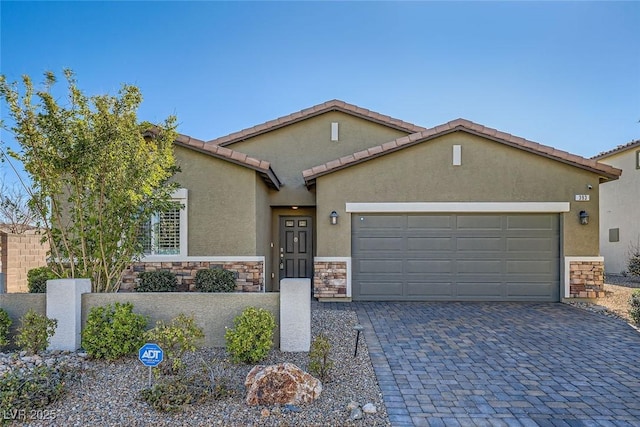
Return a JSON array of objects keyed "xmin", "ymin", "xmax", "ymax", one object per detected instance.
[{"xmin": 353, "ymin": 302, "xmax": 640, "ymax": 427}]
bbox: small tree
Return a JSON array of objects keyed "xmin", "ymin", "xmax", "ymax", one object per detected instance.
[
  {"xmin": 0, "ymin": 70, "xmax": 179, "ymax": 292},
  {"xmin": 0, "ymin": 178, "xmax": 38, "ymax": 233}
]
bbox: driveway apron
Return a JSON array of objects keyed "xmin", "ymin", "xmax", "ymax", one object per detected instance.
[{"xmin": 354, "ymin": 302, "xmax": 640, "ymax": 427}]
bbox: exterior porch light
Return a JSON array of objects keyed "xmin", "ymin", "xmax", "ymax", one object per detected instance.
[
  {"xmin": 330, "ymin": 211, "xmax": 339, "ymax": 225},
  {"xmin": 579, "ymin": 210, "xmax": 589, "ymax": 225}
]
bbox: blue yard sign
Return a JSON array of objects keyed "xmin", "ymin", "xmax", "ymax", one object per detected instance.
[{"xmin": 138, "ymin": 343, "xmax": 163, "ymax": 367}]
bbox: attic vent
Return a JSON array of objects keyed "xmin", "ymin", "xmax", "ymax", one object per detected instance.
[
  {"xmin": 331, "ymin": 122, "xmax": 339, "ymax": 141},
  {"xmin": 453, "ymin": 145, "xmax": 462, "ymax": 166}
]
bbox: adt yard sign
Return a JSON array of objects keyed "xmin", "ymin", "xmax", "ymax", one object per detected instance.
[{"xmin": 138, "ymin": 343, "xmax": 163, "ymax": 367}]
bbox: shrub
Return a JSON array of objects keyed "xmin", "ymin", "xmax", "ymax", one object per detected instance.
[
  {"xmin": 629, "ymin": 290, "xmax": 640, "ymax": 324},
  {"xmin": 82, "ymin": 302, "xmax": 148, "ymax": 360},
  {"xmin": 139, "ymin": 356, "xmax": 231, "ymax": 412},
  {"xmin": 135, "ymin": 270, "xmax": 178, "ymax": 292},
  {"xmin": 0, "ymin": 309, "xmax": 11, "ymax": 348},
  {"xmin": 225, "ymin": 307, "xmax": 276, "ymax": 364},
  {"xmin": 308, "ymin": 332, "xmax": 333, "ymax": 382},
  {"xmin": 194, "ymin": 268, "xmax": 236, "ymax": 293},
  {"xmin": 27, "ymin": 266, "xmax": 57, "ymax": 293},
  {"xmin": 0, "ymin": 364, "xmax": 74, "ymax": 417},
  {"xmin": 145, "ymin": 314, "xmax": 204, "ymax": 375},
  {"xmin": 14, "ymin": 310, "xmax": 57, "ymax": 355}
]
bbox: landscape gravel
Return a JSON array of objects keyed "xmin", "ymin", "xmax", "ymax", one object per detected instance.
[{"xmin": 8, "ymin": 308, "xmax": 389, "ymax": 427}]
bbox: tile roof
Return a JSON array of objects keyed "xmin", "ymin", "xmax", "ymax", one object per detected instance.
[
  {"xmin": 207, "ymin": 99, "xmax": 426, "ymax": 146},
  {"xmin": 592, "ymin": 139, "xmax": 640, "ymax": 160},
  {"xmin": 172, "ymin": 133, "xmax": 281, "ymax": 190},
  {"xmin": 303, "ymin": 118, "xmax": 622, "ymax": 187}
]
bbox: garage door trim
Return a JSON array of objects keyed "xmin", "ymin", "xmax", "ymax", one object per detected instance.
[{"xmin": 346, "ymin": 202, "xmax": 570, "ymax": 213}]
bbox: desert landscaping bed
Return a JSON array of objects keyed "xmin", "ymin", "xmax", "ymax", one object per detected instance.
[{"xmin": 9, "ymin": 308, "xmax": 389, "ymax": 427}]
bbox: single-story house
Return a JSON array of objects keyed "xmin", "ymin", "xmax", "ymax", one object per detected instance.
[
  {"xmin": 592, "ymin": 139, "xmax": 640, "ymax": 275},
  {"xmin": 122, "ymin": 100, "xmax": 621, "ymax": 301}
]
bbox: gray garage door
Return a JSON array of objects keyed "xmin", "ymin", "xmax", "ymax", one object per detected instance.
[{"xmin": 352, "ymin": 214, "xmax": 560, "ymax": 301}]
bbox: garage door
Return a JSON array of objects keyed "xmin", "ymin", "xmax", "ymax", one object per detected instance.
[{"xmin": 352, "ymin": 214, "xmax": 559, "ymax": 301}]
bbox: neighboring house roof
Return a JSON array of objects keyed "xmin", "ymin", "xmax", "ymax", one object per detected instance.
[
  {"xmin": 207, "ymin": 99, "xmax": 427, "ymax": 146},
  {"xmin": 173, "ymin": 134, "xmax": 282, "ymax": 190},
  {"xmin": 592, "ymin": 139, "xmax": 640, "ymax": 160},
  {"xmin": 303, "ymin": 118, "xmax": 622, "ymax": 187}
]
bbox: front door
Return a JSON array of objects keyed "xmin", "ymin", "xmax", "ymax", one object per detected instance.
[{"xmin": 279, "ymin": 216, "xmax": 313, "ymax": 280}]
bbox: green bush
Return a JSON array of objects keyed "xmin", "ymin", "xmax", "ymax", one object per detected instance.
[
  {"xmin": 0, "ymin": 309, "xmax": 11, "ymax": 348},
  {"xmin": 145, "ymin": 314, "xmax": 204, "ymax": 375},
  {"xmin": 82, "ymin": 302, "xmax": 148, "ymax": 360},
  {"xmin": 629, "ymin": 290, "xmax": 640, "ymax": 324},
  {"xmin": 135, "ymin": 270, "xmax": 178, "ymax": 292},
  {"xmin": 308, "ymin": 332, "xmax": 333, "ymax": 382},
  {"xmin": 14, "ymin": 310, "xmax": 57, "ymax": 355},
  {"xmin": 194, "ymin": 268, "xmax": 236, "ymax": 292},
  {"xmin": 225, "ymin": 307, "xmax": 275, "ymax": 364},
  {"xmin": 27, "ymin": 266, "xmax": 57, "ymax": 293},
  {"xmin": 628, "ymin": 249, "xmax": 640, "ymax": 278},
  {"xmin": 0, "ymin": 364, "xmax": 74, "ymax": 418}
]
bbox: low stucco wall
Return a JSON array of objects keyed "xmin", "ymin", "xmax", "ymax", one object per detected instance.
[
  {"xmin": 82, "ymin": 292, "xmax": 280, "ymax": 348},
  {"xmin": 0, "ymin": 293, "xmax": 47, "ymax": 348}
]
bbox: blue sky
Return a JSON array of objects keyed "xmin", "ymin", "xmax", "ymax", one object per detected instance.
[{"xmin": 1, "ymin": 1, "xmax": 639, "ymax": 185}]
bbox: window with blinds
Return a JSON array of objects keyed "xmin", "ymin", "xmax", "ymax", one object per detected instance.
[{"xmin": 139, "ymin": 205, "xmax": 181, "ymax": 255}]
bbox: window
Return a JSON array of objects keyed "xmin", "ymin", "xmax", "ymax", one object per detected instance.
[
  {"xmin": 609, "ymin": 228, "xmax": 620, "ymax": 243},
  {"xmin": 139, "ymin": 189, "xmax": 188, "ymax": 257}
]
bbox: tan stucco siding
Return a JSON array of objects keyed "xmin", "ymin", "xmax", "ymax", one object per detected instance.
[
  {"xmin": 173, "ymin": 146, "xmax": 257, "ymax": 255},
  {"xmin": 316, "ymin": 132, "xmax": 601, "ymax": 257},
  {"xmin": 598, "ymin": 149, "xmax": 640, "ymax": 273},
  {"xmin": 227, "ymin": 112, "xmax": 409, "ymax": 206}
]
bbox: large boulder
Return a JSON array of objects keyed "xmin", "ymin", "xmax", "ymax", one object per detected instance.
[{"xmin": 245, "ymin": 363, "xmax": 322, "ymax": 406}]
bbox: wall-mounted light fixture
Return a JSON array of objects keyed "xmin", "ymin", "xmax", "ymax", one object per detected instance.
[
  {"xmin": 330, "ymin": 211, "xmax": 339, "ymax": 225},
  {"xmin": 579, "ymin": 210, "xmax": 589, "ymax": 225}
]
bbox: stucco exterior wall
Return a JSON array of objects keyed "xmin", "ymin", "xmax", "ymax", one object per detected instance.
[
  {"xmin": 315, "ymin": 132, "xmax": 601, "ymax": 257},
  {"xmin": 173, "ymin": 146, "xmax": 258, "ymax": 255},
  {"xmin": 227, "ymin": 111, "xmax": 409, "ymax": 206},
  {"xmin": 255, "ymin": 175, "xmax": 273, "ymax": 285},
  {"xmin": 598, "ymin": 149, "xmax": 640, "ymax": 274}
]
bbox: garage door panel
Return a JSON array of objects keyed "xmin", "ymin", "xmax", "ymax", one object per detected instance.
[
  {"xmin": 358, "ymin": 236, "xmax": 404, "ymax": 251},
  {"xmin": 407, "ymin": 215, "xmax": 453, "ymax": 229},
  {"xmin": 407, "ymin": 282, "xmax": 453, "ymax": 296},
  {"xmin": 407, "ymin": 260, "xmax": 453, "ymax": 273},
  {"xmin": 457, "ymin": 260, "xmax": 502, "ymax": 274},
  {"xmin": 356, "ymin": 215, "xmax": 404, "ymax": 229},
  {"xmin": 457, "ymin": 237, "xmax": 503, "ymax": 251},
  {"xmin": 506, "ymin": 282, "xmax": 553, "ymax": 298},
  {"xmin": 507, "ymin": 215, "xmax": 555, "ymax": 230},
  {"xmin": 358, "ymin": 281, "xmax": 403, "ymax": 296},
  {"xmin": 457, "ymin": 215, "xmax": 502, "ymax": 230},
  {"xmin": 407, "ymin": 237, "xmax": 452, "ymax": 251},
  {"xmin": 507, "ymin": 237, "xmax": 556, "ymax": 252},
  {"xmin": 352, "ymin": 213, "xmax": 559, "ymax": 301},
  {"xmin": 358, "ymin": 259, "xmax": 403, "ymax": 273},
  {"xmin": 457, "ymin": 282, "xmax": 502, "ymax": 298},
  {"xmin": 507, "ymin": 260, "xmax": 555, "ymax": 274}
]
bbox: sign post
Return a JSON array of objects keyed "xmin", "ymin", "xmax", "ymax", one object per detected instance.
[{"xmin": 138, "ymin": 343, "xmax": 163, "ymax": 387}]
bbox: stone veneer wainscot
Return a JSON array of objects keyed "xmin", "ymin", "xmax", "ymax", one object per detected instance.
[
  {"xmin": 121, "ymin": 260, "xmax": 263, "ymax": 292},
  {"xmin": 568, "ymin": 260, "xmax": 605, "ymax": 298},
  {"xmin": 313, "ymin": 260, "xmax": 348, "ymax": 300}
]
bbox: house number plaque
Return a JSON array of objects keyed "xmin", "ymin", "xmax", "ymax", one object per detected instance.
[{"xmin": 575, "ymin": 195, "xmax": 590, "ymax": 201}]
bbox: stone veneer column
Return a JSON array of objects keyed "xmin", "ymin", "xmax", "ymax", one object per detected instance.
[
  {"xmin": 313, "ymin": 258, "xmax": 350, "ymax": 301},
  {"xmin": 565, "ymin": 257, "xmax": 605, "ymax": 298}
]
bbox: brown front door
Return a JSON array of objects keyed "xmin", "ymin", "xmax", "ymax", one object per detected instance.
[{"xmin": 279, "ymin": 216, "xmax": 313, "ymax": 280}]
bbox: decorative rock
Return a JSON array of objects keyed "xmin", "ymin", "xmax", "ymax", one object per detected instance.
[
  {"xmin": 245, "ymin": 363, "xmax": 322, "ymax": 406},
  {"xmin": 346, "ymin": 400, "xmax": 360, "ymax": 411},
  {"xmin": 363, "ymin": 403, "xmax": 377, "ymax": 414},
  {"xmin": 350, "ymin": 407, "xmax": 363, "ymax": 420}
]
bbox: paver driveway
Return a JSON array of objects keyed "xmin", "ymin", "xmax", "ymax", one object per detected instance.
[{"xmin": 354, "ymin": 302, "xmax": 640, "ymax": 427}]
